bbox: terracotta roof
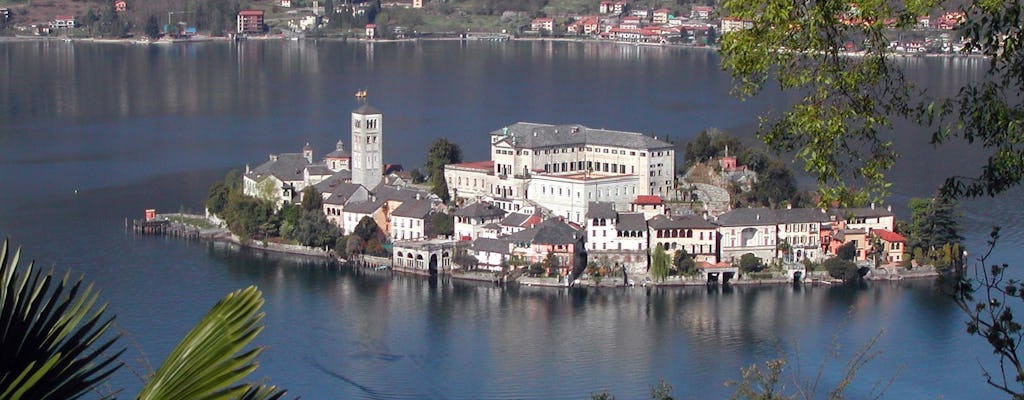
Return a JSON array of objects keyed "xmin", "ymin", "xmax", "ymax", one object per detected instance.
[
  {"xmin": 872, "ymin": 229, "xmax": 906, "ymax": 243},
  {"xmin": 634, "ymin": 195, "xmax": 662, "ymax": 205},
  {"xmin": 449, "ymin": 160, "xmax": 493, "ymax": 170}
]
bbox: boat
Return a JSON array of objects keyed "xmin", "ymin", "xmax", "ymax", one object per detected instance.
[{"xmin": 374, "ymin": 265, "xmax": 389, "ymax": 271}]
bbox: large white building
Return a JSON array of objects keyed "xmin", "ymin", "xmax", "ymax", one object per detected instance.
[{"xmin": 445, "ymin": 122, "xmax": 675, "ymax": 224}]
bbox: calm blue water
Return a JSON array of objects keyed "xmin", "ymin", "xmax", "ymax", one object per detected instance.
[{"xmin": 0, "ymin": 39, "xmax": 1020, "ymax": 399}]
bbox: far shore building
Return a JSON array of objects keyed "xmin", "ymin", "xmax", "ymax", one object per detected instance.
[
  {"xmin": 52, "ymin": 15, "xmax": 76, "ymax": 29},
  {"xmin": 530, "ymin": 17, "xmax": 554, "ymax": 32},
  {"xmin": 114, "ymin": 0, "xmax": 127, "ymax": 12},
  {"xmin": 716, "ymin": 208, "xmax": 778, "ymax": 263},
  {"xmin": 237, "ymin": 10, "xmax": 265, "ymax": 34},
  {"xmin": 444, "ymin": 122, "xmax": 675, "ymax": 225}
]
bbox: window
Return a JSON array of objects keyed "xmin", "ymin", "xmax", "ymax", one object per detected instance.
[{"xmin": 354, "ymin": 120, "xmax": 361, "ymax": 128}]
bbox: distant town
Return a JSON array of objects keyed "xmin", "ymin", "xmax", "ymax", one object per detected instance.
[
  {"xmin": 0, "ymin": 0, "xmax": 977, "ymax": 54},
  {"xmin": 156, "ymin": 96, "xmax": 960, "ymax": 289}
]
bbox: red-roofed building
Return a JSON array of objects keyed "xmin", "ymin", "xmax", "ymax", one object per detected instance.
[
  {"xmin": 365, "ymin": 23, "xmax": 377, "ymax": 38},
  {"xmin": 620, "ymin": 16, "xmax": 642, "ymax": 29},
  {"xmin": 871, "ymin": 229, "xmax": 906, "ymax": 264},
  {"xmin": 114, "ymin": 0, "xmax": 127, "ymax": 12},
  {"xmin": 632, "ymin": 195, "xmax": 665, "ymax": 218},
  {"xmin": 236, "ymin": 10, "xmax": 264, "ymax": 34},
  {"xmin": 567, "ymin": 16, "xmax": 600, "ymax": 35}
]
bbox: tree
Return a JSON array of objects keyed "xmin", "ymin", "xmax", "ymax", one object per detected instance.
[
  {"xmin": 206, "ymin": 181, "xmax": 231, "ymax": 215},
  {"xmin": 674, "ymin": 250, "xmax": 696, "ymax": 275},
  {"xmin": 650, "ymin": 244, "xmax": 670, "ymax": 282},
  {"xmin": 543, "ymin": 251, "xmax": 561, "ymax": 276},
  {"xmin": 907, "ymin": 195, "xmax": 962, "ymax": 251},
  {"xmin": 425, "ymin": 138, "xmax": 462, "ymax": 202},
  {"xmin": 429, "ymin": 211, "xmax": 454, "ymax": 237},
  {"xmin": 144, "ymin": 14, "xmax": 160, "ymax": 39},
  {"xmin": 300, "ymin": 186, "xmax": 323, "ymax": 213},
  {"xmin": 824, "ymin": 257, "xmax": 859, "ymax": 282},
  {"xmin": 409, "ymin": 168, "xmax": 425, "ymax": 183},
  {"xmin": 836, "ymin": 241, "xmax": 857, "ymax": 262},
  {"xmin": 738, "ymin": 253, "xmax": 762, "ymax": 273},
  {"xmin": 291, "ymin": 210, "xmax": 340, "ymax": 248}
]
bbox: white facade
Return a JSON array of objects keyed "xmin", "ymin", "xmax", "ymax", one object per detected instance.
[
  {"xmin": 719, "ymin": 223, "xmax": 776, "ymax": 263},
  {"xmin": 648, "ymin": 215, "xmax": 719, "ymax": 263},
  {"xmin": 526, "ymin": 174, "xmax": 638, "ymax": 225},
  {"xmin": 351, "ymin": 104, "xmax": 383, "ymax": 189},
  {"xmin": 391, "ymin": 215, "xmax": 426, "ymax": 241}
]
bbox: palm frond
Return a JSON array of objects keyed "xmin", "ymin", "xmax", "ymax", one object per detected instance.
[
  {"xmin": 0, "ymin": 238, "xmax": 124, "ymax": 400},
  {"xmin": 137, "ymin": 286, "xmax": 268, "ymax": 400}
]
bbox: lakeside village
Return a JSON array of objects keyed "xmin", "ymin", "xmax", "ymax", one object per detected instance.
[
  {"xmin": 1, "ymin": 0, "xmax": 976, "ymax": 55},
  {"xmin": 142, "ymin": 98, "xmax": 962, "ymax": 288}
]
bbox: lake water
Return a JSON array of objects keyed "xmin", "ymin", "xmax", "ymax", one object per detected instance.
[{"xmin": 0, "ymin": 39, "xmax": 1021, "ymax": 399}]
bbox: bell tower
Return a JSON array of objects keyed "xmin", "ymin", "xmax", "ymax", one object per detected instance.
[{"xmin": 351, "ymin": 94, "xmax": 383, "ymax": 189}]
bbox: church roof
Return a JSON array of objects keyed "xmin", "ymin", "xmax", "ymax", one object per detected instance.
[
  {"xmin": 247, "ymin": 153, "xmax": 309, "ymax": 183},
  {"xmin": 353, "ymin": 103, "xmax": 381, "ymax": 115},
  {"xmin": 490, "ymin": 122, "xmax": 674, "ymax": 151}
]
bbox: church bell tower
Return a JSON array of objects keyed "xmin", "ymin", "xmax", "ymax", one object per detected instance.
[{"xmin": 351, "ymin": 95, "xmax": 383, "ymax": 189}]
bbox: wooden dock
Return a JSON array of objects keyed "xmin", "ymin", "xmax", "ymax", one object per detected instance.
[{"xmin": 129, "ymin": 218, "xmax": 200, "ymax": 239}]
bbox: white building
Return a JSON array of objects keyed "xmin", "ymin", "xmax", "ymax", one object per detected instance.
[
  {"xmin": 774, "ymin": 208, "xmax": 829, "ymax": 262},
  {"xmin": 648, "ymin": 214, "xmax": 719, "ymax": 263},
  {"xmin": 833, "ymin": 205, "xmax": 895, "ymax": 232},
  {"xmin": 390, "ymin": 199, "xmax": 434, "ymax": 241},
  {"xmin": 445, "ymin": 122, "xmax": 675, "ymax": 223},
  {"xmin": 716, "ymin": 208, "xmax": 778, "ymax": 263}
]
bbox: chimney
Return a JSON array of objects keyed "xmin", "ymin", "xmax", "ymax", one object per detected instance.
[
  {"xmin": 269, "ymin": 154, "xmax": 278, "ymax": 162},
  {"xmin": 870, "ymin": 202, "xmax": 875, "ymax": 209},
  {"xmin": 786, "ymin": 203, "xmax": 792, "ymax": 209},
  {"xmin": 887, "ymin": 205, "xmax": 892, "ymax": 212},
  {"xmin": 756, "ymin": 214, "xmax": 760, "ymax": 221}
]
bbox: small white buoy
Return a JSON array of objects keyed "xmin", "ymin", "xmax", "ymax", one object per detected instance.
[{"xmin": 73, "ymin": 189, "xmax": 78, "ymax": 194}]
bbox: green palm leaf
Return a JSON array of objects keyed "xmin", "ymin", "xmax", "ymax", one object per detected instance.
[
  {"xmin": 137, "ymin": 286, "xmax": 271, "ymax": 400},
  {"xmin": 0, "ymin": 238, "xmax": 124, "ymax": 400}
]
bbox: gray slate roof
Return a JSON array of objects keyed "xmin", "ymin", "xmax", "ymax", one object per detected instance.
[
  {"xmin": 344, "ymin": 198, "xmax": 383, "ymax": 215},
  {"xmin": 647, "ymin": 214, "xmax": 718, "ymax": 229},
  {"xmin": 371, "ymin": 183, "xmax": 431, "ymax": 203},
  {"xmin": 501, "ymin": 212, "xmax": 532, "ymax": 227},
  {"xmin": 586, "ymin": 202, "xmax": 617, "ymax": 219},
  {"xmin": 306, "ymin": 165, "xmax": 333, "ymax": 176},
  {"xmin": 354, "ymin": 103, "xmax": 381, "ymax": 115},
  {"xmin": 455, "ymin": 202, "xmax": 507, "ymax": 219},
  {"xmin": 507, "ymin": 218, "xmax": 582, "ymax": 245},
  {"xmin": 471, "ymin": 237, "xmax": 512, "ymax": 254},
  {"xmin": 492, "ymin": 122, "xmax": 674, "ymax": 151},
  {"xmin": 717, "ymin": 207, "xmax": 830, "ymax": 226},
  {"xmin": 391, "ymin": 199, "xmax": 434, "ymax": 219},
  {"xmin": 248, "ymin": 153, "xmax": 309, "ymax": 182},
  {"xmin": 616, "ymin": 213, "xmax": 648, "ymax": 231},
  {"xmin": 318, "ymin": 180, "xmax": 364, "ymax": 206},
  {"xmin": 325, "ymin": 149, "xmax": 350, "ymax": 158}
]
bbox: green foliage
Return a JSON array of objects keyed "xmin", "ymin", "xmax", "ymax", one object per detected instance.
[
  {"xmin": 542, "ymin": 251, "xmax": 561, "ymax": 276},
  {"xmin": 527, "ymin": 262, "xmax": 545, "ymax": 277},
  {"xmin": 649, "ymin": 379, "xmax": 674, "ymax": 400},
  {"xmin": 907, "ymin": 195, "xmax": 962, "ymax": 251},
  {"xmin": 206, "ymin": 181, "xmax": 231, "ymax": 215},
  {"xmin": 430, "ymin": 211, "xmax": 454, "ymax": 237},
  {"xmin": 738, "ymin": 253, "xmax": 762, "ymax": 273},
  {"xmin": 824, "ymin": 257, "xmax": 859, "ymax": 282},
  {"xmin": 425, "ymin": 138, "xmax": 462, "ymax": 203},
  {"xmin": 673, "ymin": 250, "xmax": 697, "ymax": 275},
  {"xmin": 0, "ymin": 239, "xmax": 123, "ymax": 400},
  {"xmin": 291, "ymin": 210, "xmax": 340, "ymax": 248},
  {"xmin": 683, "ymin": 128, "xmax": 741, "ymax": 169},
  {"xmin": 223, "ymin": 195, "xmax": 278, "ymax": 241},
  {"xmin": 137, "ymin": 286, "xmax": 286, "ymax": 400},
  {"xmin": 650, "ymin": 245, "xmax": 670, "ymax": 282},
  {"xmin": 837, "ymin": 241, "xmax": 857, "ymax": 261},
  {"xmin": 334, "ymin": 236, "xmax": 349, "ymax": 258},
  {"xmin": 144, "ymin": 15, "xmax": 160, "ymax": 39},
  {"xmin": 300, "ymin": 186, "xmax": 323, "ymax": 213},
  {"xmin": 737, "ymin": 162, "xmax": 800, "ymax": 208}
]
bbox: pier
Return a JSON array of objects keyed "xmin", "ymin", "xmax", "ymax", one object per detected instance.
[{"xmin": 128, "ymin": 211, "xmax": 201, "ymax": 239}]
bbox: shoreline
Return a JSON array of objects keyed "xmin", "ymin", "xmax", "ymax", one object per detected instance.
[
  {"xmin": 193, "ymin": 225, "xmax": 940, "ymax": 288},
  {"xmin": 0, "ymin": 33, "xmax": 989, "ymax": 59}
]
